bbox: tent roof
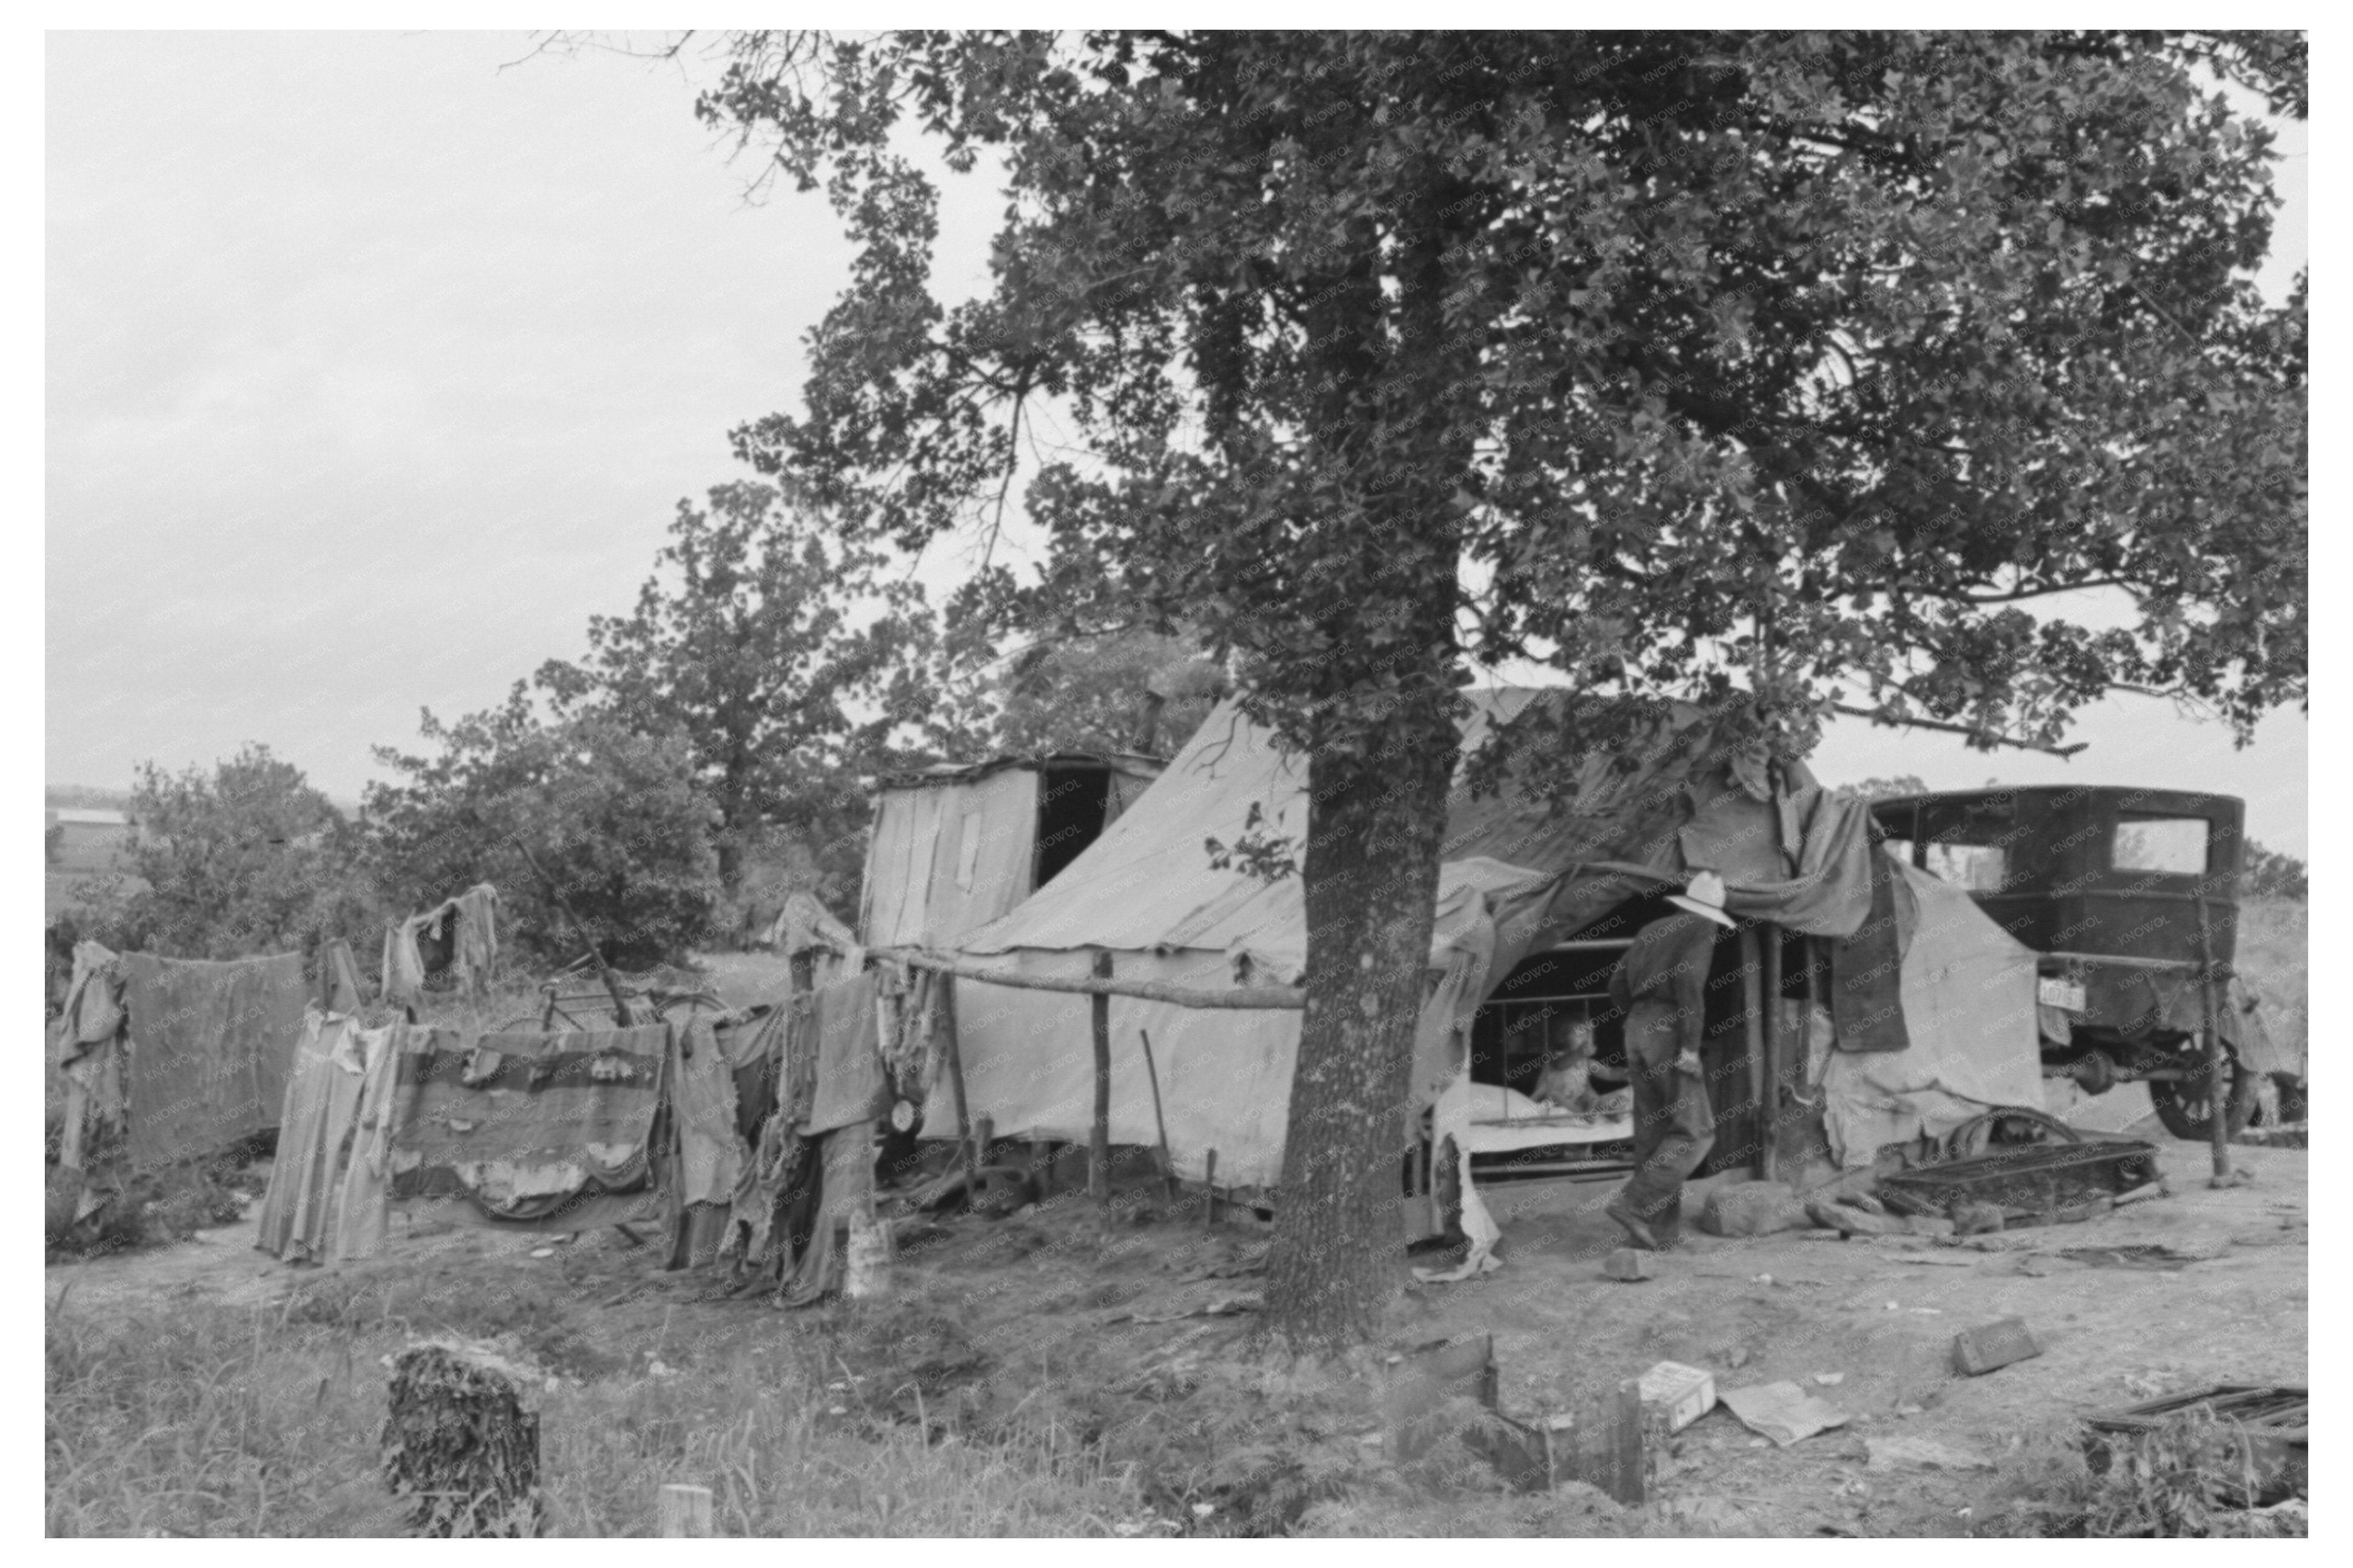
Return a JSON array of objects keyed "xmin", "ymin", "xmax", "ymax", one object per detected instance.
[
  {"xmin": 872, "ymin": 750, "xmax": 1164, "ymax": 794},
  {"xmin": 957, "ymin": 691, "xmax": 1586, "ymax": 973},
  {"xmin": 957, "ymin": 688, "xmax": 1879, "ymax": 974}
]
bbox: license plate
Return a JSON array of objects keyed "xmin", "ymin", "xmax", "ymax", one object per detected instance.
[{"xmin": 2039, "ymin": 978, "xmax": 2087, "ymax": 1013}]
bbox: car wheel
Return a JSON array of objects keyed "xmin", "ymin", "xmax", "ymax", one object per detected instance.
[{"xmin": 2148, "ymin": 1056, "xmax": 2257, "ymax": 1141}]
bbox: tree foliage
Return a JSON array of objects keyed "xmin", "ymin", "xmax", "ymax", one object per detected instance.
[
  {"xmin": 2239, "ymin": 837, "xmax": 2306, "ymax": 900},
  {"xmin": 535, "ymin": 479, "xmax": 937, "ymax": 903},
  {"xmin": 987, "ymin": 626, "xmax": 1228, "ymax": 757},
  {"xmin": 1833, "ymin": 774, "xmax": 1932, "ymax": 803},
  {"xmin": 122, "ymin": 744, "xmax": 372, "ymax": 960},
  {"xmin": 365, "ymin": 692, "xmax": 721, "ymax": 970},
  {"xmin": 687, "ymin": 28, "xmax": 2306, "ymax": 1347}
]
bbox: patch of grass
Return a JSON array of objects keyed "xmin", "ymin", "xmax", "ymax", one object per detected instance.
[{"xmin": 45, "ymin": 1285, "xmax": 1160, "ymax": 1537}]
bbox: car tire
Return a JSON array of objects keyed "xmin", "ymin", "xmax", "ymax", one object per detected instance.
[{"xmin": 2148, "ymin": 1056, "xmax": 2257, "ymax": 1141}]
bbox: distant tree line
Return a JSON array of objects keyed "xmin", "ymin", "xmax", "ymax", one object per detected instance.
[{"xmin": 56, "ymin": 484, "xmax": 1224, "ymax": 970}]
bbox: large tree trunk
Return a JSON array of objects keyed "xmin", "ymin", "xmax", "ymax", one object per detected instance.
[{"xmin": 1263, "ymin": 698, "xmax": 1460, "ymax": 1350}]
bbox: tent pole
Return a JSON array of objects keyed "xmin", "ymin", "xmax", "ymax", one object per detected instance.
[
  {"xmin": 2195, "ymin": 894, "xmax": 2233, "ymax": 1183},
  {"xmin": 941, "ymin": 977, "xmax": 980, "ymax": 1194},
  {"xmin": 1761, "ymin": 925, "xmax": 1782, "ymax": 1182},
  {"xmin": 1739, "ymin": 926, "xmax": 1766, "ymax": 1179},
  {"xmin": 1090, "ymin": 952, "xmax": 1114, "ymax": 1203}
]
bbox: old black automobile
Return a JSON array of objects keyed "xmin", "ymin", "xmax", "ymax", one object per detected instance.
[{"xmin": 1868, "ymin": 785, "xmax": 2264, "ymax": 1140}]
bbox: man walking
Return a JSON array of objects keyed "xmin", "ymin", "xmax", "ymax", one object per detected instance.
[{"xmin": 1604, "ymin": 871, "xmax": 1738, "ymax": 1250}]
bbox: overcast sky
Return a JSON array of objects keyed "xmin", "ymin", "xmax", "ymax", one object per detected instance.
[{"xmin": 45, "ymin": 32, "xmax": 2309, "ymax": 854}]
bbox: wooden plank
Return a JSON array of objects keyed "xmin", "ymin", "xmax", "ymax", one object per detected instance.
[
  {"xmin": 940, "ymin": 977, "xmax": 979, "ymax": 1194},
  {"xmin": 658, "ymin": 1483, "xmax": 713, "ymax": 1538},
  {"xmin": 1138, "ymin": 1027, "xmax": 1177, "ymax": 1204},
  {"xmin": 1761, "ymin": 925, "xmax": 1782, "ymax": 1182},
  {"xmin": 898, "ymin": 948, "xmax": 1304, "ymax": 1010}
]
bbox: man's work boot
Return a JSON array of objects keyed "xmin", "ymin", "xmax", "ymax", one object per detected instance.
[{"xmin": 1604, "ymin": 1195, "xmax": 1659, "ymax": 1251}]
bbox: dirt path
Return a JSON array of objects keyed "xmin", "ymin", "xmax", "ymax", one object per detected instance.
[{"xmin": 1405, "ymin": 1142, "xmax": 2308, "ymax": 1534}]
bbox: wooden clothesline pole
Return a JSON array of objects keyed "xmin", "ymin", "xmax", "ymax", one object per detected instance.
[{"xmin": 897, "ymin": 949, "xmax": 1306, "ymax": 1011}]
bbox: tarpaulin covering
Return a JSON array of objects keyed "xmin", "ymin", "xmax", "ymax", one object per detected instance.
[
  {"xmin": 920, "ymin": 947, "xmax": 1304, "ymax": 1187},
  {"xmin": 1818, "ymin": 863, "xmax": 2043, "ymax": 1165},
  {"xmin": 861, "ymin": 767, "xmax": 1042, "ymax": 950},
  {"xmin": 120, "ymin": 951, "xmax": 306, "ymax": 1168},
  {"xmin": 389, "ymin": 1024, "xmax": 668, "ymax": 1228},
  {"xmin": 256, "ymin": 1010, "xmax": 369, "ymax": 1262},
  {"xmin": 333, "ymin": 1024, "xmax": 402, "ymax": 1262},
  {"xmin": 1830, "ymin": 846, "xmax": 1914, "ymax": 1055},
  {"xmin": 863, "ymin": 755, "xmax": 1166, "ymax": 951},
  {"xmin": 917, "ymin": 694, "xmax": 2026, "ymax": 1196}
]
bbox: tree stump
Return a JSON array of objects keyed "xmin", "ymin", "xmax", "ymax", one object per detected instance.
[{"xmin": 382, "ymin": 1340, "xmax": 543, "ymax": 1537}]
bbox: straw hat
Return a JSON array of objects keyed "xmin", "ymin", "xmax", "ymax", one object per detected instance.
[{"xmin": 1666, "ymin": 869, "xmax": 1738, "ymax": 929}]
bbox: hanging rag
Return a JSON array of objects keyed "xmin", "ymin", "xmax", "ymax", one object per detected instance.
[
  {"xmin": 317, "ymin": 938, "xmax": 367, "ymax": 1014},
  {"xmin": 671, "ymin": 1018, "xmax": 746, "ymax": 1208},
  {"xmin": 1830, "ymin": 848, "xmax": 1915, "ymax": 1055},
  {"xmin": 780, "ymin": 1117, "xmax": 877, "ymax": 1308},
  {"xmin": 803, "ymin": 970, "xmax": 890, "ymax": 1134},
  {"xmin": 255, "ymin": 1010, "xmax": 369, "ymax": 1263},
  {"xmin": 389, "ymin": 1024, "xmax": 669, "ymax": 1227},
  {"xmin": 724, "ymin": 994, "xmax": 818, "ymax": 1271},
  {"xmin": 450, "ymin": 883, "xmax": 500, "ymax": 996},
  {"xmin": 331, "ymin": 1024, "xmax": 404, "ymax": 1262},
  {"xmin": 381, "ymin": 920, "xmax": 427, "ymax": 1006}
]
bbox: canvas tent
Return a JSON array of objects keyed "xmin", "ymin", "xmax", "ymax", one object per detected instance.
[
  {"xmin": 914, "ymin": 694, "xmax": 2046, "ymax": 1205},
  {"xmin": 860, "ymin": 752, "xmax": 1165, "ymax": 951}
]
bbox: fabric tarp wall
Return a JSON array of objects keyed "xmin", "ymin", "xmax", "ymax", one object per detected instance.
[
  {"xmin": 1818, "ymin": 862, "xmax": 2043, "ymax": 1164},
  {"xmin": 937, "ymin": 694, "xmax": 1891, "ymax": 1189},
  {"xmin": 862, "ymin": 768, "xmax": 1042, "ymax": 950},
  {"xmin": 120, "ymin": 951, "xmax": 306, "ymax": 1168},
  {"xmin": 920, "ymin": 948, "xmax": 1300, "ymax": 1187}
]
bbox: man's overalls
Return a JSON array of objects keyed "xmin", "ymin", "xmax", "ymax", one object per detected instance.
[{"xmin": 1604, "ymin": 910, "xmax": 1722, "ymax": 1247}]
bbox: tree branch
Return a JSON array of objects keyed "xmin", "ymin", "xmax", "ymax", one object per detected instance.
[{"xmin": 1832, "ymin": 702, "xmax": 2089, "ymax": 757}]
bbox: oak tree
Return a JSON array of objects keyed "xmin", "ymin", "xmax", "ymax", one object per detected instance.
[{"xmin": 686, "ymin": 30, "xmax": 2304, "ymax": 1347}]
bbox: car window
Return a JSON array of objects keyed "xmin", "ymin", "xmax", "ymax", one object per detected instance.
[
  {"xmin": 2113, "ymin": 814, "xmax": 2209, "ymax": 875},
  {"xmin": 1917, "ymin": 797, "xmax": 2018, "ymax": 892},
  {"xmin": 1923, "ymin": 842, "xmax": 2007, "ymax": 891}
]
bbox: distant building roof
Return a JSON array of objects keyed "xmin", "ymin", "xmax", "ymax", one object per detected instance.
[{"xmin": 50, "ymin": 808, "xmax": 131, "ymax": 827}]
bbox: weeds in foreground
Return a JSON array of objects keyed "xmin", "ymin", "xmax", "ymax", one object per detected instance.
[
  {"xmin": 44, "ymin": 1285, "xmax": 1155, "ymax": 1537},
  {"xmin": 1971, "ymin": 1416, "xmax": 2306, "ymax": 1538}
]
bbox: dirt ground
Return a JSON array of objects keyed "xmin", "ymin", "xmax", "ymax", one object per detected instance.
[{"xmin": 44, "ymin": 1107, "xmax": 2305, "ymax": 1538}]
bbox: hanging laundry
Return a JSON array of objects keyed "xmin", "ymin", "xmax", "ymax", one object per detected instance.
[
  {"xmin": 671, "ymin": 1017, "xmax": 746, "ymax": 1208},
  {"xmin": 256, "ymin": 1010, "xmax": 370, "ymax": 1263},
  {"xmin": 382, "ymin": 920, "xmax": 427, "ymax": 1007},
  {"xmin": 316, "ymin": 937, "xmax": 367, "ymax": 1014},
  {"xmin": 803, "ymin": 970, "xmax": 890, "ymax": 1135},
  {"xmin": 389, "ymin": 1024, "xmax": 669, "ymax": 1231},
  {"xmin": 119, "ymin": 951, "xmax": 306, "ymax": 1170},
  {"xmin": 330, "ymin": 1024, "xmax": 404, "ymax": 1263}
]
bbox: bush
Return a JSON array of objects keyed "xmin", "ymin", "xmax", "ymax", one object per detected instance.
[{"xmin": 366, "ymin": 696, "xmax": 721, "ymax": 970}]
